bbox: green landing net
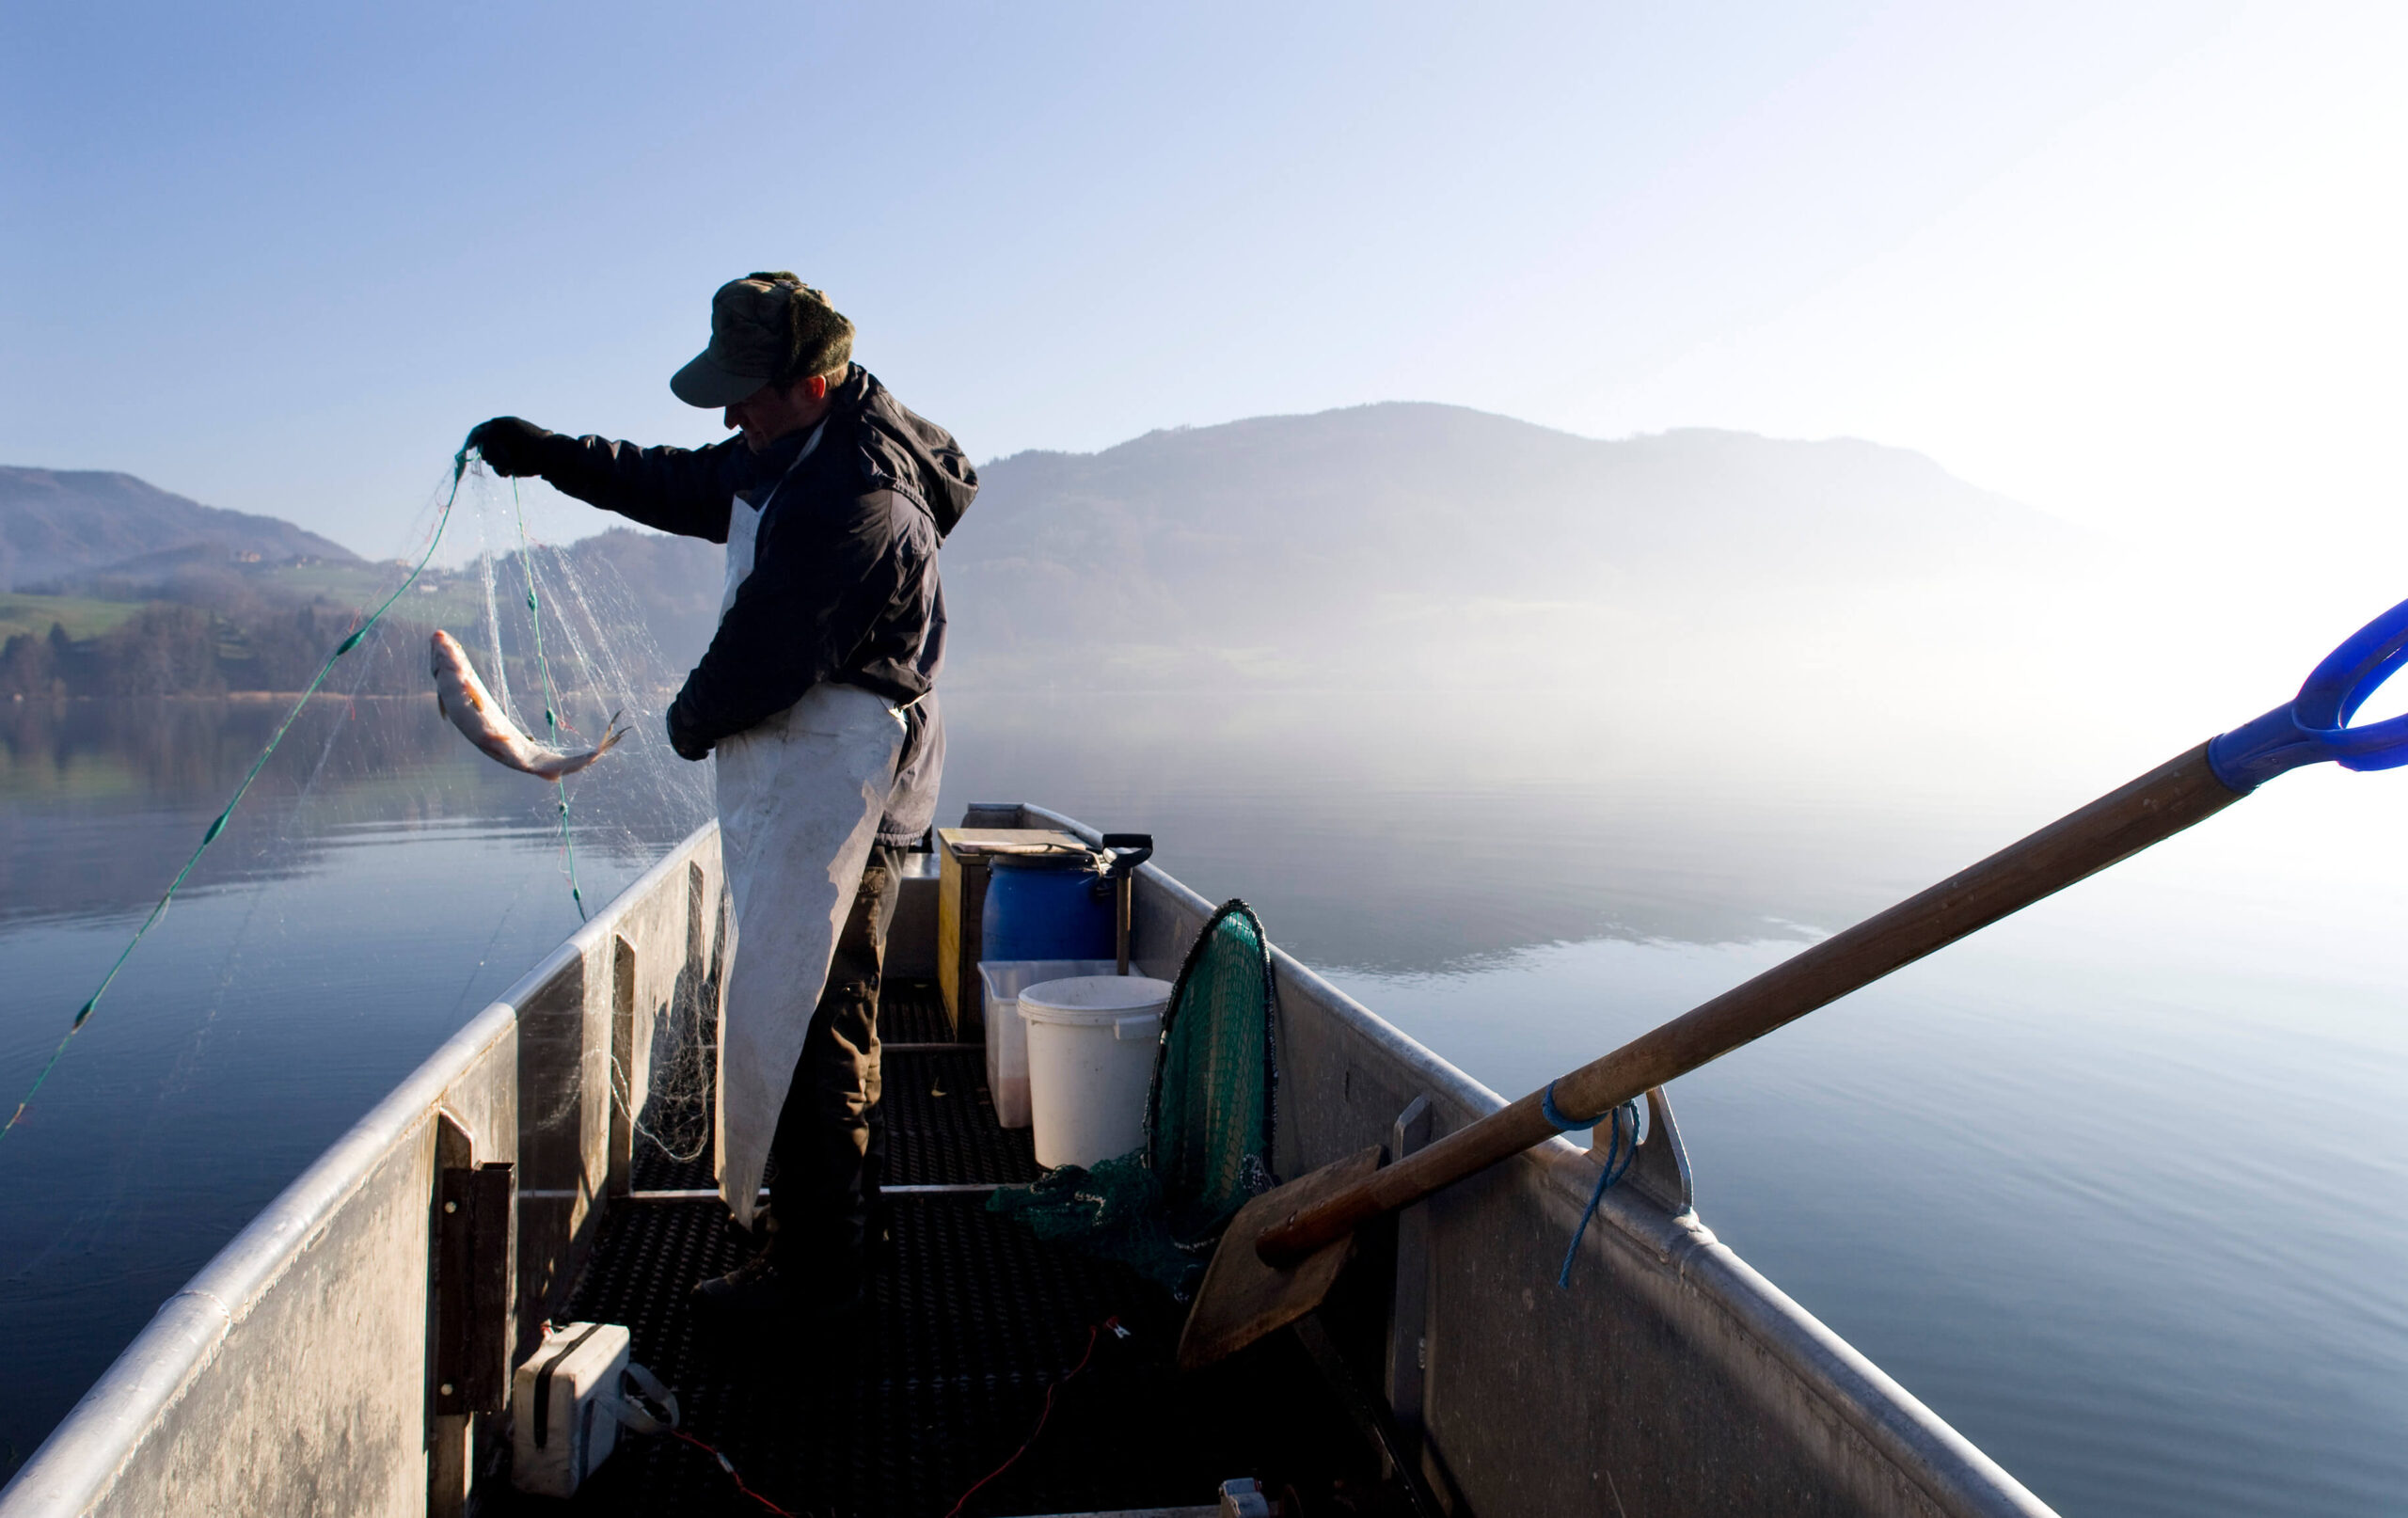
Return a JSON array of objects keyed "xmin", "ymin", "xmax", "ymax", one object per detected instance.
[{"xmin": 989, "ymin": 898, "xmax": 1279, "ymax": 1300}]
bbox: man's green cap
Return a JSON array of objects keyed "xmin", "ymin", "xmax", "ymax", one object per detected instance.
[{"xmin": 669, "ymin": 272, "xmax": 855, "ymax": 408}]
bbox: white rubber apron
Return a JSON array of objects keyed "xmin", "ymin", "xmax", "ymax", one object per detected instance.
[{"xmin": 710, "ymin": 429, "xmax": 906, "ymax": 1225}]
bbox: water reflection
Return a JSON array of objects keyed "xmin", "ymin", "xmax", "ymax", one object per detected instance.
[{"xmin": 0, "ymin": 696, "xmax": 706, "ymax": 925}]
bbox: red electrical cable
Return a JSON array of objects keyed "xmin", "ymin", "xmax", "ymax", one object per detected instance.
[
  {"xmin": 670, "ymin": 1427, "xmax": 800, "ymax": 1517},
  {"xmin": 943, "ymin": 1318, "xmax": 1118, "ymax": 1518}
]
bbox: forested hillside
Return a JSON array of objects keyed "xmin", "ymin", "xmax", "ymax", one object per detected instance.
[{"xmin": 0, "ymin": 528, "xmax": 714, "ymax": 700}]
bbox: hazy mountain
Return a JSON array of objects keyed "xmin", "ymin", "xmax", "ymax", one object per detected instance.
[
  {"xmin": 941, "ymin": 403, "xmax": 2098, "ymax": 689},
  {"xmin": 5, "ymin": 405, "xmax": 2107, "ymax": 707},
  {"xmin": 0, "ymin": 466, "xmax": 357, "ymax": 592}
]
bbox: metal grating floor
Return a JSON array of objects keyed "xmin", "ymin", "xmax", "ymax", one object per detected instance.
[
  {"xmin": 496, "ymin": 979, "xmax": 1382, "ymax": 1518},
  {"xmin": 879, "ymin": 981, "xmax": 955, "ymax": 1045},
  {"xmin": 881, "ymin": 1049, "xmax": 1039, "ymax": 1187}
]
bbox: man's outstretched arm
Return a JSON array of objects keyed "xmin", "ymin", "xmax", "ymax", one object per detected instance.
[{"xmin": 465, "ymin": 417, "xmax": 744, "ymax": 544}]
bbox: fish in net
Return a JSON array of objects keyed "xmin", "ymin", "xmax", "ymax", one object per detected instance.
[
  {"xmin": 0, "ymin": 458, "xmax": 722, "ymax": 1174},
  {"xmin": 988, "ymin": 898, "xmax": 1278, "ymax": 1299}
]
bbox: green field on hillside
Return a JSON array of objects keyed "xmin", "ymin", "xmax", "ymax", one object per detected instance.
[
  {"xmin": 0, "ymin": 593, "xmax": 145, "ymax": 643},
  {"xmin": 251, "ymin": 561, "xmax": 515, "ymax": 626},
  {"xmin": 0, "ymin": 573, "xmax": 485, "ymax": 647}
]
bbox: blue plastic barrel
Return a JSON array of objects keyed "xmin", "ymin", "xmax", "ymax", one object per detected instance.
[{"xmin": 982, "ymin": 856, "xmax": 1113, "ymax": 961}]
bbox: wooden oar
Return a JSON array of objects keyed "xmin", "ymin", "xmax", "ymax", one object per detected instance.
[{"xmin": 1178, "ymin": 595, "xmax": 2408, "ymax": 1371}]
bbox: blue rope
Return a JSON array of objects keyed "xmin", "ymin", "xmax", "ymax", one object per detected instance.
[
  {"xmin": 1546, "ymin": 1081, "xmax": 1640, "ymax": 1289},
  {"xmin": 1540, "ymin": 1080, "xmax": 1589, "ymax": 1132},
  {"xmin": 3, "ymin": 459, "xmax": 467, "ymax": 1139}
]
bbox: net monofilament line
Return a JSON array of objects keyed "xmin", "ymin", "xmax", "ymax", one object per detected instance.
[
  {"xmin": 0, "ymin": 457, "xmax": 471, "ymax": 1138},
  {"xmin": 470, "ymin": 476, "xmax": 720, "ymax": 1164},
  {"xmin": 989, "ymin": 899, "xmax": 1279, "ymax": 1298},
  {"xmin": 442, "ymin": 466, "xmax": 723, "ymax": 1164}
]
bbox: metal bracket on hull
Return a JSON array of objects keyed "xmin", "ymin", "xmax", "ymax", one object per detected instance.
[
  {"xmin": 1623, "ymin": 1085, "xmax": 1695, "ymax": 1219},
  {"xmin": 434, "ymin": 1162, "xmax": 515, "ymax": 1415}
]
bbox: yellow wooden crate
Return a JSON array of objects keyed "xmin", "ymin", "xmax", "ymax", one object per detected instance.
[{"xmin": 934, "ymin": 828, "xmax": 1088, "ymax": 1037}]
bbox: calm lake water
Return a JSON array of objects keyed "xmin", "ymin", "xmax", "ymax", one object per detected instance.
[{"xmin": 2, "ymin": 688, "xmax": 2403, "ymax": 1515}]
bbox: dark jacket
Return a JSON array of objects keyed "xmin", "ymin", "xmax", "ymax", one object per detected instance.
[{"xmin": 531, "ymin": 367, "xmax": 974, "ymax": 843}]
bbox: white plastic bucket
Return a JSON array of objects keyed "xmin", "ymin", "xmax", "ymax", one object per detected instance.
[
  {"xmin": 975, "ymin": 958, "xmax": 1117, "ymax": 1129},
  {"xmin": 1018, "ymin": 974, "xmax": 1174, "ymax": 1170}
]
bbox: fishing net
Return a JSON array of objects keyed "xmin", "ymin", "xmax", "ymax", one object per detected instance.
[
  {"xmin": 464, "ymin": 472, "xmax": 724, "ymax": 1164},
  {"xmin": 0, "ymin": 457, "xmax": 721, "ymax": 1159},
  {"xmin": 988, "ymin": 898, "xmax": 1278, "ymax": 1299}
]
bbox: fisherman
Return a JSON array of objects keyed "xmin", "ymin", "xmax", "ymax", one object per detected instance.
[{"xmin": 464, "ymin": 274, "xmax": 976, "ymax": 1330}]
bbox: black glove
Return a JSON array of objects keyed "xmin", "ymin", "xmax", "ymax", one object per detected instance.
[
  {"xmin": 463, "ymin": 417, "xmax": 557, "ymax": 479},
  {"xmin": 665, "ymin": 701, "xmax": 711, "ymax": 762}
]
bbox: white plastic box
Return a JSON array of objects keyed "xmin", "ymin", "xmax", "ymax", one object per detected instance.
[
  {"xmin": 511, "ymin": 1320, "xmax": 631, "ymax": 1497},
  {"xmin": 976, "ymin": 958, "xmax": 1117, "ymax": 1128}
]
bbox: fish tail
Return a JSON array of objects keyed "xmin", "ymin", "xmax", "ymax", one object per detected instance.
[{"xmin": 535, "ymin": 713, "xmax": 630, "ymax": 780}]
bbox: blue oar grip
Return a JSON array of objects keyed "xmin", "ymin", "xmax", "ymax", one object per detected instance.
[{"xmin": 2208, "ymin": 594, "xmax": 2408, "ymax": 792}]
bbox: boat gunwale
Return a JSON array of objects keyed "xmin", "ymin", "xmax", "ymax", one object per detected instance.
[{"xmin": 0, "ymin": 823, "xmax": 723, "ymax": 1516}]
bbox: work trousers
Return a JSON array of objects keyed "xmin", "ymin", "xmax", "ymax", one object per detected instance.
[{"xmin": 764, "ymin": 842, "xmax": 901, "ymax": 1304}]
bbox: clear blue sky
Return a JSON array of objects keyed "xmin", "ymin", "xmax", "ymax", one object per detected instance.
[{"xmin": 5, "ymin": 1, "xmax": 2403, "ymax": 589}]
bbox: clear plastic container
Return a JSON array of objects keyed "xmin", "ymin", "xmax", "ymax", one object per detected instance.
[{"xmin": 975, "ymin": 958, "xmax": 1117, "ymax": 1128}]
